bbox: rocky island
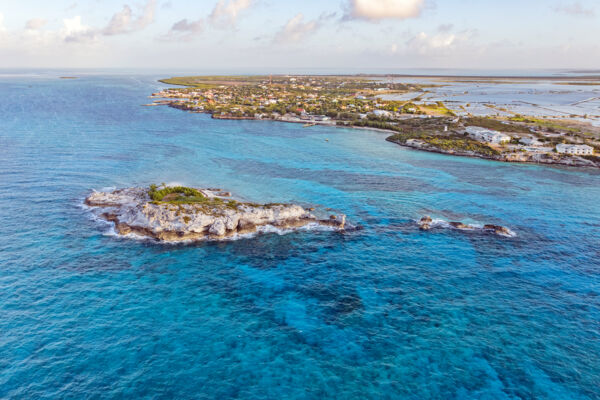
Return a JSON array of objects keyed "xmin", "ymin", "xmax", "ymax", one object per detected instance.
[{"xmin": 84, "ymin": 185, "xmax": 347, "ymax": 242}]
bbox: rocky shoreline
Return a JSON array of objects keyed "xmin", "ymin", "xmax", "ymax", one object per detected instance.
[
  {"xmin": 84, "ymin": 187, "xmax": 347, "ymax": 242},
  {"xmin": 386, "ymin": 137, "xmax": 600, "ymax": 168}
]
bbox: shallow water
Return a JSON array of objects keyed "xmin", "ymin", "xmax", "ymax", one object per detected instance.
[
  {"xmin": 1, "ymin": 73, "xmax": 599, "ymax": 399},
  {"xmin": 382, "ymin": 78, "xmax": 600, "ymax": 124}
]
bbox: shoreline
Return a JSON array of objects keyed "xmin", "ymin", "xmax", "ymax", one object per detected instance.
[{"xmin": 165, "ymin": 104, "xmax": 600, "ymax": 169}]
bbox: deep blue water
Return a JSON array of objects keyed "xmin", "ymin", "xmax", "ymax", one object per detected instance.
[{"xmin": 1, "ymin": 73, "xmax": 599, "ymax": 399}]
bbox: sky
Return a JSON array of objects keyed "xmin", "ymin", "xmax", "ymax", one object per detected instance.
[{"xmin": 0, "ymin": 0, "xmax": 599, "ymax": 71}]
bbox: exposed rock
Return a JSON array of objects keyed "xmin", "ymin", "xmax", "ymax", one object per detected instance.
[
  {"xmin": 417, "ymin": 216, "xmax": 515, "ymax": 237},
  {"xmin": 483, "ymin": 224, "xmax": 512, "ymax": 236},
  {"xmin": 85, "ymin": 187, "xmax": 347, "ymax": 242},
  {"xmin": 319, "ymin": 214, "xmax": 346, "ymax": 229},
  {"xmin": 419, "ymin": 215, "xmax": 433, "ymax": 230},
  {"xmin": 209, "ymin": 220, "xmax": 226, "ymax": 237},
  {"xmin": 449, "ymin": 221, "xmax": 474, "ymax": 230}
]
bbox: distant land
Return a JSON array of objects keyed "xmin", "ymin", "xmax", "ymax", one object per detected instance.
[{"xmin": 150, "ymin": 74, "xmax": 600, "ymax": 169}]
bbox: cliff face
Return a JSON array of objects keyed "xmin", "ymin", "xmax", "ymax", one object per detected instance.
[{"xmin": 85, "ymin": 187, "xmax": 346, "ymax": 242}]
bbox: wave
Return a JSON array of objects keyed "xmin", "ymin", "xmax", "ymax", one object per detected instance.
[{"xmin": 98, "ymin": 221, "xmax": 339, "ymax": 245}]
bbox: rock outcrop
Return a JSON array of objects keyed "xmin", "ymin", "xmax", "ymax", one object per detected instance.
[
  {"xmin": 417, "ymin": 216, "xmax": 515, "ymax": 237},
  {"xmin": 419, "ymin": 216, "xmax": 433, "ymax": 230},
  {"xmin": 483, "ymin": 224, "xmax": 512, "ymax": 236},
  {"xmin": 85, "ymin": 187, "xmax": 347, "ymax": 242}
]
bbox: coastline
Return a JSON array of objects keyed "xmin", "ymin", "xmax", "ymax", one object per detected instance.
[{"xmin": 164, "ymin": 103, "xmax": 600, "ymax": 169}]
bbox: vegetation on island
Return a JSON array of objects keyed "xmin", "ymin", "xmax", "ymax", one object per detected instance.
[
  {"xmin": 464, "ymin": 117, "xmax": 531, "ymax": 134},
  {"xmin": 148, "ymin": 184, "xmax": 239, "ymax": 209},
  {"xmin": 150, "ymin": 74, "xmax": 599, "ymax": 167}
]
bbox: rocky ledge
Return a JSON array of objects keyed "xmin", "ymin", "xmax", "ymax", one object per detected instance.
[{"xmin": 84, "ymin": 186, "xmax": 346, "ymax": 242}]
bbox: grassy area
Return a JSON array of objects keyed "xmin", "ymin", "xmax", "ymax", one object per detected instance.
[
  {"xmin": 148, "ymin": 185, "xmax": 204, "ymax": 201},
  {"xmin": 464, "ymin": 117, "xmax": 531, "ymax": 134},
  {"xmin": 423, "ymin": 135, "xmax": 500, "ymax": 156},
  {"xmin": 147, "ymin": 184, "xmax": 241, "ymax": 209},
  {"xmin": 419, "ymin": 101, "xmax": 456, "ymax": 117},
  {"xmin": 508, "ymin": 115, "xmax": 583, "ymax": 134},
  {"xmin": 387, "ymin": 132, "xmax": 500, "ymax": 156},
  {"xmin": 159, "ymin": 76, "xmax": 263, "ymax": 87}
]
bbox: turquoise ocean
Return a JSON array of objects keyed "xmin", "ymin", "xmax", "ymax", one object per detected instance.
[{"xmin": 0, "ymin": 72, "xmax": 599, "ymax": 399}]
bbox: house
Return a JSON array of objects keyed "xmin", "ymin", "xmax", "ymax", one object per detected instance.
[
  {"xmin": 556, "ymin": 144, "xmax": 594, "ymax": 156},
  {"xmin": 466, "ymin": 126, "xmax": 511, "ymax": 144},
  {"xmin": 520, "ymin": 137, "xmax": 542, "ymax": 146},
  {"xmin": 373, "ymin": 110, "xmax": 392, "ymax": 118}
]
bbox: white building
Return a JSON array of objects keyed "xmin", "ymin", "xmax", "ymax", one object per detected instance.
[
  {"xmin": 520, "ymin": 137, "xmax": 542, "ymax": 146},
  {"xmin": 373, "ymin": 110, "xmax": 393, "ymax": 118},
  {"xmin": 556, "ymin": 144, "xmax": 594, "ymax": 156},
  {"xmin": 466, "ymin": 126, "xmax": 512, "ymax": 144}
]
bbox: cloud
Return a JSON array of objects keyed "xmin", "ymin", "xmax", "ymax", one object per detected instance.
[
  {"xmin": 404, "ymin": 29, "xmax": 473, "ymax": 55},
  {"xmin": 0, "ymin": 13, "xmax": 5, "ymax": 32},
  {"xmin": 62, "ymin": 16, "xmax": 96, "ymax": 43},
  {"xmin": 437, "ymin": 23, "xmax": 453, "ymax": 32},
  {"xmin": 162, "ymin": 18, "xmax": 204, "ymax": 41},
  {"xmin": 209, "ymin": 0, "xmax": 253, "ymax": 27},
  {"xmin": 274, "ymin": 13, "xmax": 320, "ymax": 44},
  {"xmin": 25, "ymin": 18, "xmax": 47, "ymax": 30},
  {"xmin": 554, "ymin": 2, "xmax": 595, "ymax": 17},
  {"xmin": 346, "ymin": 0, "xmax": 425, "ymax": 21},
  {"xmin": 103, "ymin": 0, "xmax": 156, "ymax": 36}
]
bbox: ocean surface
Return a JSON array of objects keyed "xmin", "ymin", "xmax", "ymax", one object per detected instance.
[{"xmin": 1, "ymin": 72, "xmax": 599, "ymax": 399}]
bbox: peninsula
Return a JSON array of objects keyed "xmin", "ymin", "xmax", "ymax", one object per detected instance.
[
  {"xmin": 85, "ymin": 185, "xmax": 347, "ymax": 242},
  {"xmin": 150, "ymin": 75, "xmax": 600, "ymax": 168}
]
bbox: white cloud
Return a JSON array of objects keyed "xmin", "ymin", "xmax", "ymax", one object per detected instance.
[
  {"xmin": 25, "ymin": 18, "xmax": 47, "ymax": 30},
  {"xmin": 162, "ymin": 18, "xmax": 204, "ymax": 41},
  {"xmin": 347, "ymin": 0, "xmax": 424, "ymax": 21},
  {"xmin": 554, "ymin": 2, "xmax": 595, "ymax": 17},
  {"xmin": 275, "ymin": 13, "xmax": 319, "ymax": 44},
  {"xmin": 0, "ymin": 12, "xmax": 5, "ymax": 32},
  {"xmin": 103, "ymin": 5, "xmax": 133, "ymax": 35},
  {"xmin": 62, "ymin": 16, "xmax": 96, "ymax": 43},
  {"xmin": 209, "ymin": 0, "xmax": 253, "ymax": 27},
  {"xmin": 404, "ymin": 30, "xmax": 473, "ymax": 55},
  {"xmin": 103, "ymin": 0, "xmax": 156, "ymax": 36}
]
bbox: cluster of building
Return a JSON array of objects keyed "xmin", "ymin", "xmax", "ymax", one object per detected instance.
[
  {"xmin": 465, "ymin": 126, "xmax": 595, "ymax": 156},
  {"xmin": 556, "ymin": 143, "xmax": 595, "ymax": 155},
  {"xmin": 465, "ymin": 127, "xmax": 512, "ymax": 144},
  {"xmin": 151, "ymin": 76, "xmax": 438, "ymax": 124}
]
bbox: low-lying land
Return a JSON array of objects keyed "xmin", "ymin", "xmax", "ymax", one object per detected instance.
[
  {"xmin": 150, "ymin": 75, "xmax": 600, "ymax": 168},
  {"xmin": 85, "ymin": 185, "xmax": 347, "ymax": 242}
]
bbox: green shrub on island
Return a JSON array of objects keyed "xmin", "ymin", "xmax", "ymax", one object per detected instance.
[
  {"xmin": 423, "ymin": 135, "xmax": 500, "ymax": 156},
  {"xmin": 148, "ymin": 185, "xmax": 204, "ymax": 202},
  {"xmin": 146, "ymin": 185, "xmax": 244, "ymax": 209},
  {"xmin": 387, "ymin": 133, "xmax": 499, "ymax": 157}
]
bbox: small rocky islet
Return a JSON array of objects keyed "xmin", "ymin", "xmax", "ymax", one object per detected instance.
[
  {"xmin": 84, "ymin": 185, "xmax": 347, "ymax": 242},
  {"xmin": 418, "ymin": 215, "xmax": 515, "ymax": 237}
]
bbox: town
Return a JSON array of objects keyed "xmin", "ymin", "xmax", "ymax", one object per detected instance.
[{"xmin": 150, "ymin": 75, "xmax": 600, "ymax": 168}]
